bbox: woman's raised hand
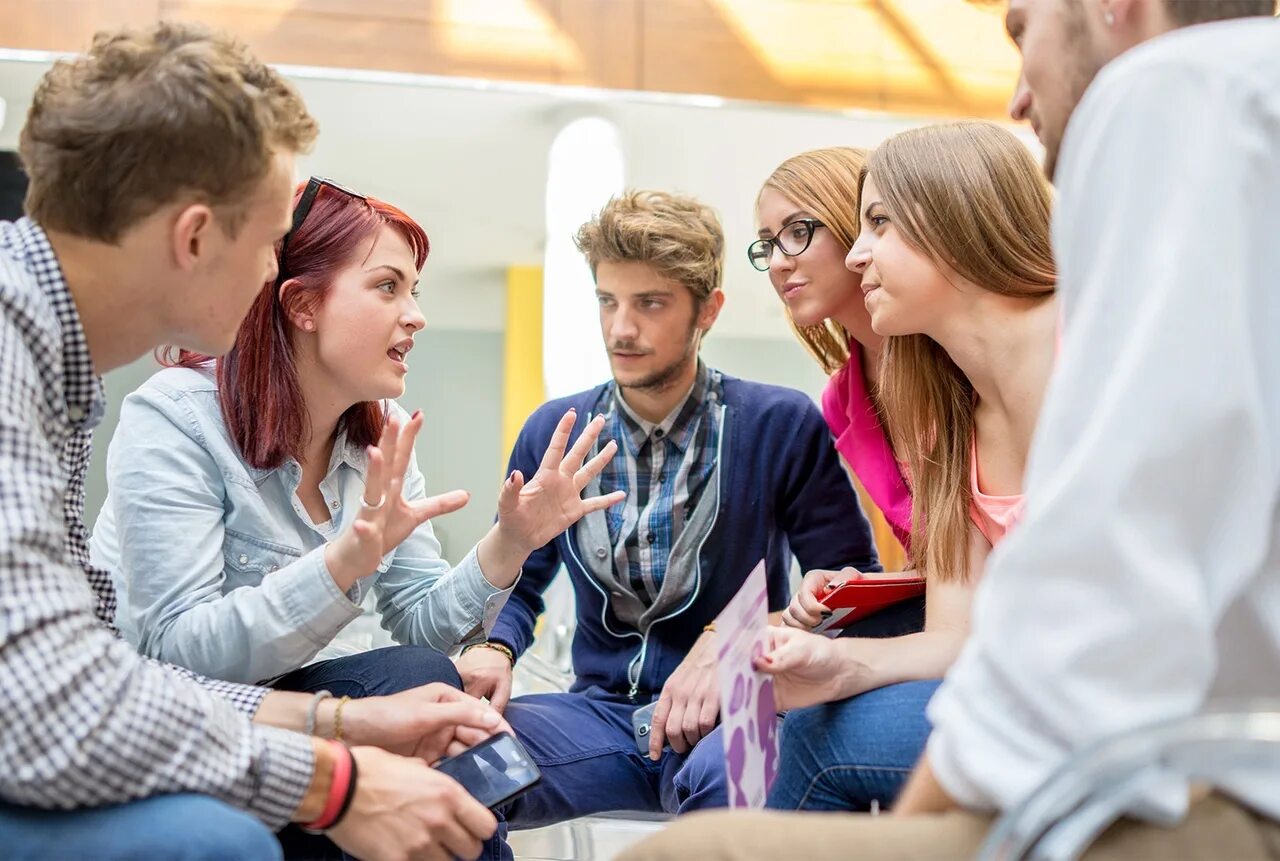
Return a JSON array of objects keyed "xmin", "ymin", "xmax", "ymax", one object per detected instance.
[{"xmin": 326, "ymin": 411, "xmax": 470, "ymax": 590}]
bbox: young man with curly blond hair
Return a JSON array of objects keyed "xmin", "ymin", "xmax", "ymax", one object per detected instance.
[{"xmin": 457, "ymin": 190, "xmax": 884, "ymax": 850}]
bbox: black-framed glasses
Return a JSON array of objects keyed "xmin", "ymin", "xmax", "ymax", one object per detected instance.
[
  {"xmin": 277, "ymin": 175, "xmax": 366, "ymax": 283},
  {"xmin": 747, "ymin": 218, "xmax": 825, "ymax": 271}
]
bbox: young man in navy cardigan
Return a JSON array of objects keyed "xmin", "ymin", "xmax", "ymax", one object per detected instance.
[{"xmin": 457, "ymin": 190, "xmax": 883, "ymax": 839}]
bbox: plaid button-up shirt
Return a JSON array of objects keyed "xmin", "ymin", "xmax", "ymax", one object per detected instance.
[
  {"xmin": 593, "ymin": 362, "xmax": 723, "ymax": 605},
  {"xmin": 0, "ymin": 218, "xmax": 311, "ymax": 826}
]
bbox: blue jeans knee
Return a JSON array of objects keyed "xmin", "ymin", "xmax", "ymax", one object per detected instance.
[
  {"xmin": 766, "ymin": 679, "xmax": 941, "ymax": 812},
  {"xmin": 360, "ymin": 644, "xmax": 462, "ymax": 693},
  {"xmin": 665, "ymin": 725, "xmax": 731, "ymax": 814},
  {"xmin": 273, "ymin": 644, "xmax": 461, "ymax": 698}
]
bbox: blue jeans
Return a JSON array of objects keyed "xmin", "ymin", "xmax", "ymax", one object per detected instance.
[
  {"xmin": 271, "ymin": 643, "xmax": 462, "ymax": 697},
  {"xmin": 272, "ymin": 645, "xmax": 463, "ymax": 860},
  {"xmin": 481, "ymin": 686, "xmax": 728, "ymax": 861},
  {"xmin": 484, "ymin": 598, "xmax": 928, "ymax": 859},
  {"xmin": 766, "ymin": 678, "xmax": 943, "ymax": 811},
  {"xmin": 0, "ymin": 794, "xmax": 281, "ymax": 860},
  {"xmin": 766, "ymin": 595, "xmax": 930, "ymax": 812},
  {"xmin": 504, "ymin": 686, "xmax": 730, "ymax": 823}
]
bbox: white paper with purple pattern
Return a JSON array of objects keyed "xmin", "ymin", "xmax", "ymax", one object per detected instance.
[{"xmin": 714, "ymin": 559, "xmax": 780, "ymax": 808}]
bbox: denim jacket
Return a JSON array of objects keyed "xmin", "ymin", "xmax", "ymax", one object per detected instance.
[{"xmin": 89, "ymin": 366, "xmax": 514, "ymax": 684}]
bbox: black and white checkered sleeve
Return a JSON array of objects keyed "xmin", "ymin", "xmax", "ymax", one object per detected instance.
[
  {"xmin": 0, "ymin": 325, "xmax": 312, "ymax": 827},
  {"xmin": 160, "ymin": 658, "xmax": 269, "ymax": 715}
]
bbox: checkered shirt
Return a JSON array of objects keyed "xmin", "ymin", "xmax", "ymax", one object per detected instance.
[
  {"xmin": 593, "ymin": 361, "xmax": 723, "ymax": 605},
  {"xmin": 0, "ymin": 218, "xmax": 311, "ymax": 826}
]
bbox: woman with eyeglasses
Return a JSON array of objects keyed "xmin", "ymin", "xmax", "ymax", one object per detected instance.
[
  {"xmin": 752, "ymin": 146, "xmax": 911, "ymax": 546},
  {"xmin": 753, "ymin": 147, "xmax": 917, "ymax": 625},
  {"xmin": 749, "ymin": 125, "xmax": 1057, "ymax": 812},
  {"xmin": 90, "ymin": 179, "xmax": 623, "ymax": 703}
]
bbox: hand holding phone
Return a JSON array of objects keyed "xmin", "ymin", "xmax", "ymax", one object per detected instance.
[
  {"xmin": 431, "ymin": 732, "xmax": 542, "ymax": 811},
  {"xmin": 327, "ymin": 746, "xmax": 497, "ymax": 861},
  {"xmin": 632, "ymin": 700, "xmax": 657, "ymax": 754}
]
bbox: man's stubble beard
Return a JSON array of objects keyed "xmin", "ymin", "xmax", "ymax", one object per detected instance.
[{"xmin": 615, "ymin": 319, "xmax": 702, "ymax": 395}]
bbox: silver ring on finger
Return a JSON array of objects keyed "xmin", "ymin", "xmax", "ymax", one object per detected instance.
[{"xmin": 360, "ymin": 494, "xmax": 386, "ymax": 511}]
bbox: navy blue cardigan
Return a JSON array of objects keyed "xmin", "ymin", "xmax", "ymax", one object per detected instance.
[{"xmin": 489, "ymin": 374, "xmax": 881, "ymax": 698}]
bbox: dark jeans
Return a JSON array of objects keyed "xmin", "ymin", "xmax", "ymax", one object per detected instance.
[
  {"xmin": 271, "ymin": 645, "xmax": 462, "ymax": 861},
  {"xmin": 482, "ymin": 685, "xmax": 728, "ymax": 861},
  {"xmin": 271, "ymin": 644, "xmax": 462, "ymax": 697}
]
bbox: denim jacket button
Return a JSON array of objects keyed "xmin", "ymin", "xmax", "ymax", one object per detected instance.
[
  {"xmin": 330, "ymin": 500, "xmax": 338, "ymax": 509},
  {"xmin": 595, "ymin": 547, "xmax": 608, "ymax": 560},
  {"xmin": 238, "ymin": 554, "xmax": 249, "ymax": 565}
]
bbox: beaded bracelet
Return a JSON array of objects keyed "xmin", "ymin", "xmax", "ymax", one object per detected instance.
[{"xmin": 305, "ymin": 690, "xmax": 332, "ymax": 737}]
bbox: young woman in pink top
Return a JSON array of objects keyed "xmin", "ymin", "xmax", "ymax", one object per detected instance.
[
  {"xmin": 755, "ymin": 123, "xmax": 1057, "ymax": 812},
  {"xmin": 754, "ymin": 147, "xmax": 913, "ymax": 554}
]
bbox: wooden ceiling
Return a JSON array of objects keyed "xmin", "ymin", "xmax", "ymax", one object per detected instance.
[{"xmin": 4, "ymin": 0, "xmax": 1020, "ymax": 118}]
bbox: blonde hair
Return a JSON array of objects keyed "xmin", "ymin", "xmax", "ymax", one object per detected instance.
[
  {"xmin": 758, "ymin": 147, "xmax": 870, "ymax": 374},
  {"xmin": 575, "ymin": 190, "xmax": 724, "ymax": 303},
  {"xmin": 868, "ymin": 122, "xmax": 1055, "ymax": 582},
  {"xmin": 20, "ymin": 21, "xmax": 317, "ymax": 242}
]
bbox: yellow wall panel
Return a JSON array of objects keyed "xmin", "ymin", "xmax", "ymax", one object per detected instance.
[{"xmin": 502, "ymin": 265, "xmax": 545, "ymax": 470}]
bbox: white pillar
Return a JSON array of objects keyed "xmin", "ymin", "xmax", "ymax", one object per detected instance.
[{"xmin": 542, "ymin": 116, "xmax": 625, "ymax": 399}]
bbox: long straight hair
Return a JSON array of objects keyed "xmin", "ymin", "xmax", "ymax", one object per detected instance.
[
  {"xmin": 866, "ymin": 122, "xmax": 1055, "ymax": 582},
  {"xmin": 758, "ymin": 147, "xmax": 870, "ymax": 374},
  {"xmin": 164, "ymin": 183, "xmax": 430, "ymax": 469}
]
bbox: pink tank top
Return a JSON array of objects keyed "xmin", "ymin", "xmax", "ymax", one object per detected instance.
[
  {"xmin": 968, "ymin": 324, "xmax": 1060, "ymax": 546},
  {"xmin": 968, "ymin": 437, "xmax": 1025, "ymax": 547},
  {"xmin": 821, "ymin": 347, "xmax": 913, "ymax": 550}
]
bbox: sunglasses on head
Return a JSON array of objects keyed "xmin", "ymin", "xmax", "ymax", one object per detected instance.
[{"xmin": 276, "ymin": 176, "xmax": 367, "ymax": 284}]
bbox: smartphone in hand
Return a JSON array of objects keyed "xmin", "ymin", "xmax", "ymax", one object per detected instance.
[
  {"xmin": 432, "ymin": 732, "xmax": 542, "ymax": 810},
  {"xmin": 632, "ymin": 700, "xmax": 657, "ymax": 754}
]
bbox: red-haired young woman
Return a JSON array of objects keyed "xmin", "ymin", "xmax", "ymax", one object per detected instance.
[{"xmin": 90, "ymin": 179, "xmax": 623, "ymax": 703}]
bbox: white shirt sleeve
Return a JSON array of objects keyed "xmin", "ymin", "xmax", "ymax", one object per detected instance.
[{"xmin": 925, "ymin": 53, "xmax": 1280, "ymax": 818}]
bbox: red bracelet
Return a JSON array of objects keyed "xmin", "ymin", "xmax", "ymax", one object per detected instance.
[{"xmin": 303, "ymin": 740, "xmax": 353, "ymax": 832}]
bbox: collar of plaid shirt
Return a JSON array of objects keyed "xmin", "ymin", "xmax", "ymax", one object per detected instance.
[
  {"xmin": 608, "ymin": 359, "xmax": 714, "ymax": 455},
  {"xmin": 13, "ymin": 218, "xmax": 106, "ymax": 430}
]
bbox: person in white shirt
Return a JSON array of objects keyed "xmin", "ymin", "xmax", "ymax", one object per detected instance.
[{"xmin": 621, "ymin": 1, "xmax": 1280, "ymax": 858}]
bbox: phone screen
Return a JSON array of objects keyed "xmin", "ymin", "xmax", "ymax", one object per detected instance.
[{"xmin": 433, "ymin": 732, "xmax": 542, "ymax": 810}]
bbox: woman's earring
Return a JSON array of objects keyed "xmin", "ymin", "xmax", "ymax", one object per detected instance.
[{"xmin": 302, "ymin": 320, "xmax": 315, "ymax": 332}]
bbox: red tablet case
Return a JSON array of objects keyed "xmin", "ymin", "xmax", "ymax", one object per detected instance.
[{"xmin": 813, "ymin": 577, "xmax": 926, "ymax": 634}]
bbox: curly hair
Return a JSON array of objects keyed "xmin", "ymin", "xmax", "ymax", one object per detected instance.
[{"xmin": 574, "ymin": 190, "xmax": 724, "ymax": 302}]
